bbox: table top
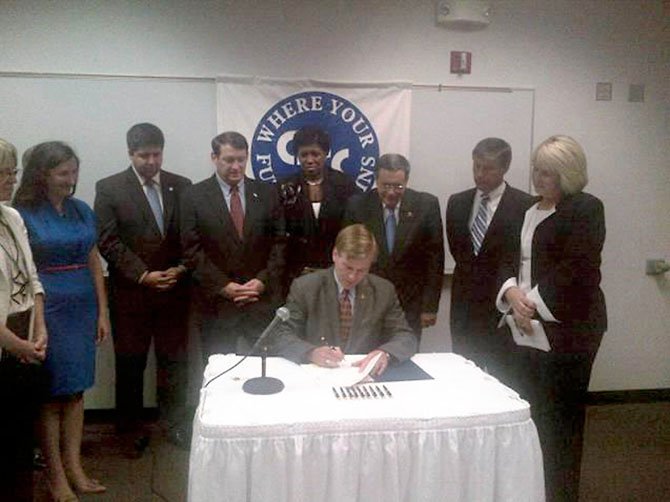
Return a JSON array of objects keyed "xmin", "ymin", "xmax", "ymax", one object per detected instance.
[{"xmin": 196, "ymin": 352, "xmax": 530, "ymax": 437}]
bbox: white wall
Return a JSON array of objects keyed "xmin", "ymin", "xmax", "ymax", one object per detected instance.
[{"xmin": 1, "ymin": 0, "xmax": 668, "ymax": 393}]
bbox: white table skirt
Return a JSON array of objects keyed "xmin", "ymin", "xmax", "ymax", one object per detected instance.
[{"xmin": 189, "ymin": 353, "xmax": 545, "ymax": 502}]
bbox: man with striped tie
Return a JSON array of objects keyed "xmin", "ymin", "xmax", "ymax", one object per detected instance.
[{"xmin": 446, "ymin": 138, "xmax": 533, "ymax": 387}]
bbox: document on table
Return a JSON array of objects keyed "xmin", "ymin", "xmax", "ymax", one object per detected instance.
[
  {"xmin": 301, "ymin": 353, "xmax": 383, "ymax": 387},
  {"xmin": 504, "ymin": 315, "xmax": 551, "ymax": 352}
]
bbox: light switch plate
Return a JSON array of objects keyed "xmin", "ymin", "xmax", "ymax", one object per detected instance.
[
  {"xmin": 629, "ymin": 84, "xmax": 645, "ymax": 103},
  {"xmin": 596, "ymin": 82, "xmax": 612, "ymax": 101}
]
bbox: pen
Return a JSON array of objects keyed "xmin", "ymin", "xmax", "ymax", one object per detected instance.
[
  {"xmin": 362, "ymin": 386, "xmax": 371, "ymax": 398},
  {"xmin": 370, "ymin": 385, "xmax": 379, "ymax": 398},
  {"xmin": 339, "ymin": 386, "xmax": 347, "ymax": 399},
  {"xmin": 382, "ymin": 385, "xmax": 392, "ymax": 398},
  {"xmin": 332, "ymin": 387, "xmax": 340, "ymax": 399}
]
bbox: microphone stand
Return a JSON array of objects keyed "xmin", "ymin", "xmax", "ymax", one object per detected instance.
[
  {"xmin": 204, "ymin": 307, "xmax": 289, "ymax": 392},
  {"xmin": 242, "ymin": 344, "xmax": 285, "ymax": 395}
]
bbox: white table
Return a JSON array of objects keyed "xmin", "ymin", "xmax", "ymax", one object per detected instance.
[{"xmin": 188, "ymin": 353, "xmax": 545, "ymax": 502}]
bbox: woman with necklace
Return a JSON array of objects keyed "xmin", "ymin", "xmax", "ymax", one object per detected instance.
[
  {"xmin": 278, "ymin": 126, "xmax": 358, "ymax": 295},
  {"xmin": 14, "ymin": 141, "xmax": 110, "ymax": 502},
  {"xmin": 0, "ymin": 139, "xmax": 48, "ymax": 501}
]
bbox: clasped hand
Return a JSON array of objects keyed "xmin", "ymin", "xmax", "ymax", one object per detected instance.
[
  {"xmin": 504, "ymin": 286, "xmax": 536, "ymax": 335},
  {"xmin": 222, "ymin": 279, "xmax": 265, "ymax": 306},
  {"xmin": 143, "ymin": 267, "xmax": 184, "ymax": 291}
]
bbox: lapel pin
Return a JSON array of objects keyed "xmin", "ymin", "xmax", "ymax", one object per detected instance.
[{"xmin": 168, "ymin": 186, "xmax": 174, "ymax": 192}]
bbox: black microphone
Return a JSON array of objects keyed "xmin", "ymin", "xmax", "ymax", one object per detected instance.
[
  {"xmin": 204, "ymin": 306, "xmax": 290, "ymax": 393},
  {"xmin": 243, "ymin": 306, "xmax": 290, "ymax": 395},
  {"xmin": 250, "ymin": 306, "xmax": 290, "ymax": 353}
]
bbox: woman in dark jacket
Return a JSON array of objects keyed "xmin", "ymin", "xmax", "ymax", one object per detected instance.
[
  {"xmin": 277, "ymin": 126, "xmax": 358, "ymax": 294},
  {"xmin": 497, "ymin": 135, "xmax": 606, "ymax": 502}
]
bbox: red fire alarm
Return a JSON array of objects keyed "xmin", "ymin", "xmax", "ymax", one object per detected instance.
[{"xmin": 450, "ymin": 51, "xmax": 472, "ymax": 74}]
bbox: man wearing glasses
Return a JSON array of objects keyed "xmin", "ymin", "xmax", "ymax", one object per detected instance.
[{"xmin": 344, "ymin": 154, "xmax": 444, "ymax": 339}]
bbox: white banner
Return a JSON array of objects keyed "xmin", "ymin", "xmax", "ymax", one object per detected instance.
[{"xmin": 216, "ymin": 75, "xmax": 412, "ymax": 192}]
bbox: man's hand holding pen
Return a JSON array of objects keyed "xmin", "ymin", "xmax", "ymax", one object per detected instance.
[{"xmin": 309, "ymin": 345, "xmax": 344, "ymax": 368}]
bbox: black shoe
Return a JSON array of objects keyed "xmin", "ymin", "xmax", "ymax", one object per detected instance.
[
  {"xmin": 167, "ymin": 427, "xmax": 191, "ymax": 450},
  {"xmin": 32, "ymin": 449, "xmax": 46, "ymax": 470},
  {"xmin": 134, "ymin": 434, "xmax": 150, "ymax": 453}
]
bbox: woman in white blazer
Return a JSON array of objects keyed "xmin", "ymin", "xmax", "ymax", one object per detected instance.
[{"xmin": 0, "ymin": 139, "xmax": 48, "ymax": 502}]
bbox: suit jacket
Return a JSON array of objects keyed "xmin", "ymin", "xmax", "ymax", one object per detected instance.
[
  {"xmin": 344, "ymin": 188, "xmax": 444, "ymax": 330},
  {"xmin": 180, "ymin": 175, "xmax": 286, "ymax": 311},
  {"xmin": 95, "ymin": 167, "xmax": 192, "ymax": 304},
  {"xmin": 0, "ymin": 205, "xmax": 44, "ymax": 358},
  {"xmin": 500, "ymin": 192, "xmax": 607, "ymax": 353},
  {"xmin": 279, "ymin": 167, "xmax": 358, "ymax": 290},
  {"xmin": 273, "ymin": 268, "xmax": 417, "ymax": 363},
  {"xmin": 446, "ymin": 183, "xmax": 533, "ymax": 343}
]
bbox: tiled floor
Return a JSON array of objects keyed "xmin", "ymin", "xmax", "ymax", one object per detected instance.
[{"xmin": 32, "ymin": 401, "xmax": 670, "ymax": 501}]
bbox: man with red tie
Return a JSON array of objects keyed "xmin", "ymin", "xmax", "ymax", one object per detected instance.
[
  {"xmin": 180, "ymin": 132, "xmax": 286, "ymax": 359},
  {"xmin": 273, "ymin": 224, "xmax": 417, "ymax": 377}
]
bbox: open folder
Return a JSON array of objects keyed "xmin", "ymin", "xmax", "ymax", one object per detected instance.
[
  {"xmin": 503, "ymin": 314, "xmax": 552, "ymax": 352},
  {"xmin": 302, "ymin": 353, "xmax": 434, "ymax": 387}
]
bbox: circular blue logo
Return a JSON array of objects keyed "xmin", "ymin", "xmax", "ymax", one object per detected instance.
[{"xmin": 250, "ymin": 91, "xmax": 379, "ymax": 192}]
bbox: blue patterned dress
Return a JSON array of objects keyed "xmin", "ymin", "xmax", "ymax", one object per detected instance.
[{"xmin": 18, "ymin": 198, "xmax": 98, "ymax": 397}]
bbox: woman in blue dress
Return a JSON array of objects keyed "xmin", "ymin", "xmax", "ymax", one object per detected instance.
[{"xmin": 14, "ymin": 141, "xmax": 110, "ymax": 501}]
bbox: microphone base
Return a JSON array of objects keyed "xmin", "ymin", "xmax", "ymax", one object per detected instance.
[{"xmin": 242, "ymin": 377, "xmax": 285, "ymax": 395}]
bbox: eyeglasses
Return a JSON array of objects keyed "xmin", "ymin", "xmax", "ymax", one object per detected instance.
[
  {"xmin": 380, "ymin": 183, "xmax": 405, "ymax": 191},
  {"xmin": 0, "ymin": 168, "xmax": 20, "ymax": 177}
]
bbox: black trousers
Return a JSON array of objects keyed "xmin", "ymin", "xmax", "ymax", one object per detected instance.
[
  {"xmin": 513, "ymin": 348, "xmax": 598, "ymax": 502},
  {"xmin": 200, "ymin": 300, "xmax": 276, "ymax": 362},
  {"xmin": 111, "ymin": 287, "xmax": 188, "ymax": 432},
  {"xmin": 0, "ymin": 312, "xmax": 46, "ymax": 501}
]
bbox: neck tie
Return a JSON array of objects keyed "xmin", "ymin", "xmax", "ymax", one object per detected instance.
[
  {"xmin": 471, "ymin": 194, "xmax": 490, "ymax": 255},
  {"xmin": 144, "ymin": 180, "xmax": 164, "ymax": 235},
  {"xmin": 385, "ymin": 209, "xmax": 397, "ymax": 254},
  {"xmin": 230, "ymin": 184, "xmax": 244, "ymax": 239},
  {"xmin": 339, "ymin": 289, "xmax": 352, "ymax": 343}
]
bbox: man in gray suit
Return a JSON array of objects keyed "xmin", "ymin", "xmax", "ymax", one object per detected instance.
[{"xmin": 273, "ymin": 224, "xmax": 417, "ymax": 376}]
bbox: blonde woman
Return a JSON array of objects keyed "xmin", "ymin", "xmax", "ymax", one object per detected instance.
[
  {"xmin": 497, "ymin": 135, "xmax": 606, "ymax": 501},
  {"xmin": 0, "ymin": 139, "xmax": 48, "ymax": 502}
]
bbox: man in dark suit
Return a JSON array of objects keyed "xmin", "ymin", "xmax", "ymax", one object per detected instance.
[
  {"xmin": 277, "ymin": 126, "xmax": 358, "ymax": 294},
  {"xmin": 344, "ymin": 153, "xmax": 444, "ymax": 338},
  {"xmin": 95, "ymin": 123, "xmax": 192, "ymax": 452},
  {"xmin": 180, "ymin": 131, "xmax": 286, "ymax": 358},
  {"xmin": 273, "ymin": 224, "xmax": 417, "ymax": 376},
  {"xmin": 446, "ymin": 137, "xmax": 533, "ymax": 385}
]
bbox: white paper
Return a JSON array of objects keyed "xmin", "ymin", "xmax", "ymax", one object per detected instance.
[
  {"xmin": 300, "ymin": 353, "xmax": 383, "ymax": 387},
  {"xmin": 504, "ymin": 315, "xmax": 552, "ymax": 352}
]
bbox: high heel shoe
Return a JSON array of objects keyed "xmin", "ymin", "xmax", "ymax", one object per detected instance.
[
  {"xmin": 46, "ymin": 479, "xmax": 80, "ymax": 502},
  {"xmin": 54, "ymin": 496, "xmax": 79, "ymax": 502},
  {"xmin": 72, "ymin": 478, "xmax": 107, "ymax": 495}
]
